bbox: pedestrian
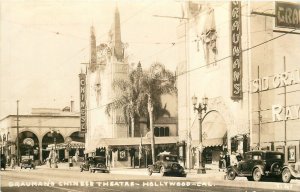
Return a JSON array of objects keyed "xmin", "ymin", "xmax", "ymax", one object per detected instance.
[
  {"xmin": 69, "ymin": 156, "xmax": 73, "ymax": 169},
  {"xmin": 219, "ymin": 152, "xmax": 226, "ymax": 171},
  {"xmin": 11, "ymin": 157, "xmax": 16, "ymax": 169},
  {"xmin": 48, "ymin": 157, "xmax": 51, "ymax": 168}
]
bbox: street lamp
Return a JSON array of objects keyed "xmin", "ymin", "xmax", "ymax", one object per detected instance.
[
  {"xmin": 50, "ymin": 129, "xmax": 60, "ymax": 168},
  {"xmin": 192, "ymin": 95, "xmax": 208, "ymax": 174}
]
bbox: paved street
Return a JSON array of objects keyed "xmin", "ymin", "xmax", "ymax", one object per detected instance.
[{"xmin": 1, "ymin": 164, "xmax": 300, "ymax": 192}]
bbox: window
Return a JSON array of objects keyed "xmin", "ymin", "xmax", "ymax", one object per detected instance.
[{"xmin": 154, "ymin": 127, "xmax": 170, "ymax": 137}]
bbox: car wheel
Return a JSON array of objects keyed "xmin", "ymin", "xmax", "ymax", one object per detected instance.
[
  {"xmin": 247, "ymin": 176, "xmax": 253, "ymax": 181},
  {"xmin": 147, "ymin": 168, "xmax": 153, "ymax": 176},
  {"xmin": 226, "ymin": 168, "xmax": 236, "ymax": 180},
  {"xmin": 160, "ymin": 167, "xmax": 165, "ymax": 177},
  {"xmin": 80, "ymin": 168, "xmax": 83, "ymax": 172},
  {"xmin": 281, "ymin": 168, "xmax": 292, "ymax": 183},
  {"xmin": 252, "ymin": 168, "xmax": 263, "ymax": 182}
]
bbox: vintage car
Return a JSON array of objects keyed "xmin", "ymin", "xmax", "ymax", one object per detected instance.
[
  {"xmin": 226, "ymin": 150, "xmax": 292, "ymax": 182},
  {"xmin": 147, "ymin": 152, "xmax": 186, "ymax": 177},
  {"xmin": 1, "ymin": 154, "xmax": 6, "ymax": 170},
  {"xmin": 21, "ymin": 159, "xmax": 35, "ymax": 169},
  {"xmin": 84, "ymin": 156, "xmax": 109, "ymax": 173}
]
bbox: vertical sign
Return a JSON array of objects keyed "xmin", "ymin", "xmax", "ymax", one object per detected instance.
[
  {"xmin": 231, "ymin": 1, "xmax": 243, "ymax": 100},
  {"xmin": 79, "ymin": 73, "xmax": 87, "ymax": 132}
]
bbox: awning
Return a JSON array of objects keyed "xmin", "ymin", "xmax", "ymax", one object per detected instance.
[
  {"xmin": 46, "ymin": 141, "xmax": 85, "ymax": 150},
  {"xmin": 192, "ymin": 111, "xmax": 227, "ymax": 147},
  {"xmin": 85, "ymin": 136, "xmax": 178, "ymax": 152},
  {"xmin": 192, "ymin": 138, "xmax": 224, "ymax": 147}
]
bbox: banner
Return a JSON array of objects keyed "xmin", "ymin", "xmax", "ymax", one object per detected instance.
[
  {"xmin": 79, "ymin": 73, "xmax": 87, "ymax": 132},
  {"xmin": 231, "ymin": 1, "xmax": 243, "ymax": 100}
]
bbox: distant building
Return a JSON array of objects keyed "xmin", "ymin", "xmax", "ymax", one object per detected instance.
[{"xmin": 0, "ymin": 106, "xmax": 83, "ymax": 163}]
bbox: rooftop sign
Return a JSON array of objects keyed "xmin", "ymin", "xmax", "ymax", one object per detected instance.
[{"xmin": 275, "ymin": 1, "xmax": 300, "ymax": 29}]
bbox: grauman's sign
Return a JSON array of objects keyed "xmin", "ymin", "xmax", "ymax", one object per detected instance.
[
  {"xmin": 231, "ymin": 1, "xmax": 243, "ymax": 100},
  {"xmin": 275, "ymin": 1, "xmax": 300, "ymax": 29},
  {"xmin": 252, "ymin": 68, "xmax": 300, "ymax": 93},
  {"xmin": 272, "ymin": 104, "xmax": 300, "ymax": 122},
  {"xmin": 79, "ymin": 73, "xmax": 87, "ymax": 132}
]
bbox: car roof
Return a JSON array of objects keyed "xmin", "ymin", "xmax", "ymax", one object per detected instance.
[
  {"xmin": 157, "ymin": 154, "xmax": 177, "ymax": 157},
  {"xmin": 246, "ymin": 150, "xmax": 284, "ymax": 155}
]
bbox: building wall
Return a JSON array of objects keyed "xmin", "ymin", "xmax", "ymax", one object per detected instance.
[
  {"xmin": 249, "ymin": 2, "xmax": 300, "ymax": 162},
  {"xmin": 0, "ymin": 109, "xmax": 80, "ymax": 162},
  {"xmin": 177, "ymin": 1, "xmax": 251, "ymax": 169}
]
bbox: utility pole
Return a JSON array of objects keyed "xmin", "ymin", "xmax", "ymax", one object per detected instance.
[
  {"xmin": 16, "ymin": 100, "xmax": 20, "ymax": 166},
  {"xmin": 257, "ymin": 66, "xmax": 261, "ymax": 150},
  {"xmin": 283, "ymin": 56, "xmax": 287, "ymax": 157}
]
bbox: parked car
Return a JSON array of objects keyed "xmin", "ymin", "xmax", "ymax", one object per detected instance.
[
  {"xmin": 87, "ymin": 156, "xmax": 109, "ymax": 173},
  {"xmin": 147, "ymin": 152, "xmax": 186, "ymax": 177},
  {"xmin": 21, "ymin": 159, "xmax": 35, "ymax": 169},
  {"xmin": 1, "ymin": 154, "xmax": 6, "ymax": 170},
  {"xmin": 226, "ymin": 150, "xmax": 291, "ymax": 182}
]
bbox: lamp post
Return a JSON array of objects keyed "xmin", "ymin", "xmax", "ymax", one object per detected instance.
[
  {"xmin": 192, "ymin": 95, "xmax": 208, "ymax": 174},
  {"xmin": 50, "ymin": 129, "xmax": 60, "ymax": 168}
]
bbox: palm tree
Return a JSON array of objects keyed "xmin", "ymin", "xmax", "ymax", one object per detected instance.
[
  {"xmin": 137, "ymin": 62, "xmax": 177, "ymax": 163},
  {"xmin": 105, "ymin": 63, "xmax": 144, "ymax": 137}
]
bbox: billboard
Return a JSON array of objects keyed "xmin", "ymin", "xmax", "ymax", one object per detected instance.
[
  {"xmin": 79, "ymin": 73, "xmax": 87, "ymax": 132},
  {"xmin": 275, "ymin": 1, "xmax": 300, "ymax": 29}
]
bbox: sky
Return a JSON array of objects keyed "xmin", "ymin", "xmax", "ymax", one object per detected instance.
[{"xmin": 0, "ymin": 0, "xmax": 182, "ymax": 118}]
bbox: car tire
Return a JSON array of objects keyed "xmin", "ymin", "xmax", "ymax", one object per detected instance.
[
  {"xmin": 160, "ymin": 167, "xmax": 165, "ymax": 177},
  {"xmin": 147, "ymin": 168, "xmax": 153, "ymax": 176},
  {"xmin": 226, "ymin": 168, "xmax": 236, "ymax": 180},
  {"xmin": 80, "ymin": 168, "xmax": 83, "ymax": 172},
  {"xmin": 281, "ymin": 168, "xmax": 292, "ymax": 183},
  {"xmin": 252, "ymin": 168, "xmax": 263, "ymax": 182}
]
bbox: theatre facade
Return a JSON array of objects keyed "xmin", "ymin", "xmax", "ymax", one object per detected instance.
[{"xmin": 176, "ymin": 1, "xmax": 300, "ymax": 169}]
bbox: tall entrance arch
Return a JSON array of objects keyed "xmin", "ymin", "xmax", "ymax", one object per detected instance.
[
  {"xmin": 198, "ymin": 111, "xmax": 227, "ymax": 168},
  {"xmin": 18, "ymin": 131, "xmax": 39, "ymax": 161},
  {"xmin": 42, "ymin": 132, "xmax": 64, "ymax": 161}
]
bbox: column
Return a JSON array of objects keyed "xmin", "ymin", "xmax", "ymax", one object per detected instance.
[{"xmin": 39, "ymin": 139, "xmax": 43, "ymax": 162}]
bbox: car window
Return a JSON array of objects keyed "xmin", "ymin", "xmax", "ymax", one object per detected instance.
[
  {"xmin": 245, "ymin": 153, "xmax": 252, "ymax": 160},
  {"xmin": 266, "ymin": 153, "xmax": 283, "ymax": 160},
  {"xmin": 164, "ymin": 156, "xmax": 177, "ymax": 162},
  {"xmin": 253, "ymin": 155, "xmax": 261, "ymax": 160}
]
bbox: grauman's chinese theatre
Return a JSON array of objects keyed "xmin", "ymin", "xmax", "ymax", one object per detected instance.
[{"xmin": 83, "ymin": 6, "xmax": 179, "ymax": 168}]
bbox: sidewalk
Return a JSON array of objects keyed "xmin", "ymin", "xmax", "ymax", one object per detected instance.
[
  {"xmin": 35, "ymin": 162, "xmax": 226, "ymax": 178},
  {"xmin": 31, "ymin": 163, "xmax": 300, "ymax": 185}
]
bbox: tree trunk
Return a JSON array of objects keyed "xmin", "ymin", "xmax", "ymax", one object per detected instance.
[
  {"xmin": 148, "ymin": 97, "xmax": 155, "ymax": 164},
  {"xmin": 131, "ymin": 116, "xmax": 135, "ymax": 138}
]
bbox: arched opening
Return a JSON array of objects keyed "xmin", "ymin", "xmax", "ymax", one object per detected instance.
[
  {"xmin": 198, "ymin": 111, "xmax": 227, "ymax": 169},
  {"xmin": 69, "ymin": 131, "xmax": 85, "ymax": 143},
  {"xmin": 42, "ymin": 132, "xmax": 64, "ymax": 161},
  {"xmin": 18, "ymin": 131, "xmax": 39, "ymax": 161},
  {"xmin": 68, "ymin": 131, "xmax": 85, "ymax": 158}
]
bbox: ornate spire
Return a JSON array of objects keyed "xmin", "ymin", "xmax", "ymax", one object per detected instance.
[
  {"xmin": 112, "ymin": 6, "xmax": 123, "ymax": 61},
  {"xmin": 90, "ymin": 26, "xmax": 97, "ymax": 72}
]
